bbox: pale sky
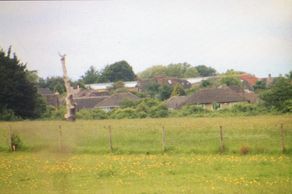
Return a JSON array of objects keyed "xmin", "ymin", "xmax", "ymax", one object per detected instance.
[{"xmin": 0, "ymin": 0, "xmax": 291, "ymax": 79}]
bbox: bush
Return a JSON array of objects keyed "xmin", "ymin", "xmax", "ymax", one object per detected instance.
[
  {"xmin": 0, "ymin": 109, "xmax": 21, "ymax": 121},
  {"xmin": 10, "ymin": 133, "xmax": 23, "ymax": 151},
  {"xmin": 76, "ymin": 109, "xmax": 108, "ymax": 120},
  {"xmin": 41, "ymin": 106, "xmax": 66, "ymax": 120},
  {"xmin": 175, "ymin": 105, "xmax": 208, "ymax": 116},
  {"xmin": 110, "ymin": 108, "xmax": 138, "ymax": 119},
  {"xmin": 149, "ymin": 104, "xmax": 169, "ymax": 118}
]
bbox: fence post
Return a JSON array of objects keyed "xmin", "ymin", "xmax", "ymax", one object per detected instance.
[
  {"xmin": 280, "ymin": 123, "xmax": 285, "ymax": 153},
  {"xmin": 108, "ymin": 125, "xmax": 113, "ymax": 153},
  {"xmin": 219, "ymin": 125, "xmax": 224, "ymax": 153},
  {"xmin": 58, "ymin": 125, "xmax": 63, "ymax": 152},
  {"xmin": 162, "ymin": 126, "xmax": 166, "ymax": 152},
  {"xmin": 8, "ymin": 126, "xmax": 12, "ymax": 151}
]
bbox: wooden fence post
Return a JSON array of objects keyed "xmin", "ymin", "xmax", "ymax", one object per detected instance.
[
  {"xmin": 219, "ymin": 125, "xmax": 224, "ymax": 153},
  {"xmin": 108, "ymin": 125, "xmax": 113, "ymax": 153},
  {"xmin": 162, "ymin": 126, "xmax": 166, "ymax": 152},
  {"xmin": 58, "ymin": 125, "xmax": 63, "ymax": 152},
  {"xmin": 280, "ymin": 123, "xmax": 285, "ymax": 153},
  {"xmin": 8, "ymin": 126, "xmax": 12, "ymax": 151}
]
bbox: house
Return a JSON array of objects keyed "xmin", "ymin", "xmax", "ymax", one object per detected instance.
[
  {"xmin": 239, "ymin": 73, "xmax": 258, "ymax": 90},
  {"xmin": 74, "ymin": 96, "xmax": 109, "ymax": 110},
  {"xmin": 166, "ymin": 96, "xmax": 188, "ymax": 109},
  {"xmin": 184, "ymin": 87, "xmax": 251, "ymax": 110},
  {"xmin": 38, "ymin": 88, "xmax": 60, "ymax": 107},
  {"xmin": 95, "ymin": 92, "xmax": 140, "ymax": 111}
]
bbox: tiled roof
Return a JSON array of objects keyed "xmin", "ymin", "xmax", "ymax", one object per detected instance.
[
  {"xmin": 95, "ymin": 92, "xmax": 140, "ymax": 108},
  {"xmin": 185, "ymin": 87, "xmax": 248, "ymax": 104},
  {"xmin": 166, "ymin": 96, "xmax": 188, "ymax": 109},
  {"xmin": 75, "ymin": 96, "xmax": 108, "ymax": 109}
]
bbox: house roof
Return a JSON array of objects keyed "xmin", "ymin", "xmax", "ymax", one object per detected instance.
[
  {"xmin": 185, "ymin": 87, "xmax": 248, "ymax": 105},
  {"xmin": 166, "ymin": 96, "xmax": 188, "ymax": 109},
  {"xmin": 74, "ymin": 96, "xmax": 108, "ymax": 109},
  {"xmin": 95, "ymin": 92, "xmax": 140, "ymax": 108},
  {"xmin": 240, "ymin": 73, "xmax": 258, "ymax": 86}
]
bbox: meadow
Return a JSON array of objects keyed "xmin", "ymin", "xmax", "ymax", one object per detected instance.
[{"xmin": 0, "ymin": 115, "xmax": 291, "ymax": 193}]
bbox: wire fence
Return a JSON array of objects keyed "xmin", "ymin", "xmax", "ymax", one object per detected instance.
[{"xmin": 0, "ymin": 121, "xmax": 291, "ymax": 154}]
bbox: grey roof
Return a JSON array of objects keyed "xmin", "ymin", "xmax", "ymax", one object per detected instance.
[
  {"xmin": 166, "ymin": 96, "xmax": 188, "ymax": 109},
  {"xmin": 95, "ymin": 92, "xmax": 140, "ymax": 108},
  {"xmin": 75, "ymin": 96, "xmax": 109, "ymax": 109},
  {"xmin": 185, "ymin": 87, "xmax": 248, "ymax": 105}
]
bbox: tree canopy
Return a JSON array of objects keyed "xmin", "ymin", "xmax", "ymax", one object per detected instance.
[
  {"xmin": 100, "ymin": 60, "xmax": 136, "ymax": 82},
  {"xmin": 195, "ymin": 65, "xmax": 216, "ymax": 77},
  {"xmin": 138, "ymin": 63, "xmax": 199, "ymax": 79},
  {"xmin": 0, "ymin": 47, "xmax": 45, "ymax": 119},
  {"xmin": 80, "ymin": 66, "xmax": 101, "ymax": 84}
]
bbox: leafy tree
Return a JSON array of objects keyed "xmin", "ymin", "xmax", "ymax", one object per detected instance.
[
  {"xmin": 138, "ymin": 65, "xmax": 167, "ymax": 79},
  {"xmin": 0, "ymin": 47, "xmax": 46, "ymax": 119},
  {"xmin": 158, "ymin": 85, "xmax": 173, "ymax": 100},
  {"xmin": 261, "ymin": 77, "xmax": 292, "ymax": 112},
  {"xmin": 101, "ymin": 60, "xmax": 136, "ymax": 82},
  {"xmin": 38, "ymin": 76, "xmax": 65, "ymax": 94},
  {"xmin": 166, "ymin": 63, "xmax": 198, "ymax": 78},
  {"xmin": 253, "ymin": 80, "xmax": 266, "ymax": 91},
  {"xmin": 171, "ymin": 83, "xmax": 186, "ymax": 96},
  {"xmin": 220, "ymin": 70, "xmax": 241, "ymax": 86},
  {"xmin": 285, "ymin": 71, "xmax": 292, "ymax": 80},
  {"xmin": 201, "ymin": 79, "xmax": 212, "ymax": 88},
  {"xmin": 80, "ymin": 66, "xmax": 100, "ymax": 84},
  {"xmin": 195, "ymin": 65, "xmax": 216, "ymax": 77},
  {"xmin": 144, "ymin": 82, "xmax": 160, "ymax": 98},
  {"xmin": 138, "ymin": 63, "xmax": 200, "ymax": 79}
]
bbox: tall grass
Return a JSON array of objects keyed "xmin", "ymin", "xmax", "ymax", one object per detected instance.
[{"xmin": 0, "ymin": 115, "xmax": 291, "ymax": 154}]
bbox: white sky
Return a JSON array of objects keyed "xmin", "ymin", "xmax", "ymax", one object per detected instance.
[{"xmin": 0, "ymin": 0, "xmax": 291, "ymax": 79}]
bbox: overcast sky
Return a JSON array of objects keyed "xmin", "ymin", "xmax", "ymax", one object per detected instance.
[{"xmin": 0, "ymin": 0, "xmax": 291, "ymax": 79}]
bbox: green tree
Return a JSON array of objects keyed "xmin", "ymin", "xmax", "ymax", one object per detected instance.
[
  {"xmin": 38, "ymin": 76, "xmax": 65, "ymax": 94},
  {"xmin": 171, "ymin": 83, "xmax": 186, "ymax": 96},
  {"xmin": 195, "ymin": 65, "xmax": 216, "ymax": 77},
  {"xmin": 138, "ymin": 63, "xmax": 200, "ymax": 79},
  {"xmin": 158, "ymin": 85, "xmax": 173, "ymax": 100},
  {"xmin": 101, "ymin": 60, "xmax": 136, "ymax": 82},
  {"xmin": 0, "ymin": 47, "xmax": 46, "ymax": 119},
  {"xmin": 220, "ymin": 70, "xmax": 241, "ymax": 86},
  {"xmin": 261, "ymin": 77, "xmax": 292, "ymax": 112},
  {"xmin": 253, "ymin": 80, "xmax": 266, "ymax": 91},
  {"xmin": 81, "ymin": 66, "xmax": 100, "ymax": 84}
]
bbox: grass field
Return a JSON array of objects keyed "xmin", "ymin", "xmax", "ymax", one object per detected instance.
[{"xmin": 0, "ymin": 115, "xmax": 291, "ymax": 193}]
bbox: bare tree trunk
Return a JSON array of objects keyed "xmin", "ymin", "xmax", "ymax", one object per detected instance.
[{"xmin": 59, "ymin": 54, "xmax": 76, "ymax": 121}]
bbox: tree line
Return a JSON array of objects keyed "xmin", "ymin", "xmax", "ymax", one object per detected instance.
[{"xmin": 1, "ymin": 47, "xmax": 292, "ymax": 120}]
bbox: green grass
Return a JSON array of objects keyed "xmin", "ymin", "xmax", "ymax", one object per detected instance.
[{"xmin": 0, "ymin": 115, "xmax": 291, "ymax": 193}]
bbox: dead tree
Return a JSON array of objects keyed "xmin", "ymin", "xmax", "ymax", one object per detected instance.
[{"xmin": 59, "ymin": 54, "xmax": 76, "ymax": 121}]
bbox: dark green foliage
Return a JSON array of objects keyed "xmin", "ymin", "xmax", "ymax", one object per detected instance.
[
  {"xmin": 0, "ymin": 47, "xmax": 46, "ymax": 119},
  {"xmin": 195, "ymin": 65, "xmax": 216, "ymax": 77},
  {"xmin": 254, "ymin": 80, "xmax": 266, "ymax": 91},
  {"xmin": 220, "ymin": 76, "xmax": 241, "ymax": 86},
  {"xmin": 149, "ymin": 103, "xmax": 169, "ymax": 118},
  {"xmin": 0, "ymin": 109, "xmax": 20, "ymax": 121},
  {"xmin": 201, "ymin": 79, "xmax": 212, "ymax": 88},
  {"xmin": 158, "ymin": 85, "xmax": 173, "ymax": 100},
  {"xmin": 38, "ymin": 76, "xmax": 65, "ymax": 94},
  {"xmin": 81, "ymin": 66, "xmax": 101, "ymax": 84},
  {"xmin": 230, "ymin": 103, "xmax": 265, "ymax": 113},
  {"xmin": 261, "ymin": 77, "xmax": 292, "ymax": 112},
  {"xmin": 171, "ymin": 83, "xmax": 186, "ymax": 96},
  {"xmin": 101, "ymin": 60, "xmax": 136, "ymax": 82},
  {"xmin": 144, "ymin": 82, "xmax": 160, "ymax": 98}
]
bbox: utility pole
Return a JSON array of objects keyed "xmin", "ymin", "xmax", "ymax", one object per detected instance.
[{"xmin": 59, "ymin": 53, "xmax": 76, "ymax": 121}]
